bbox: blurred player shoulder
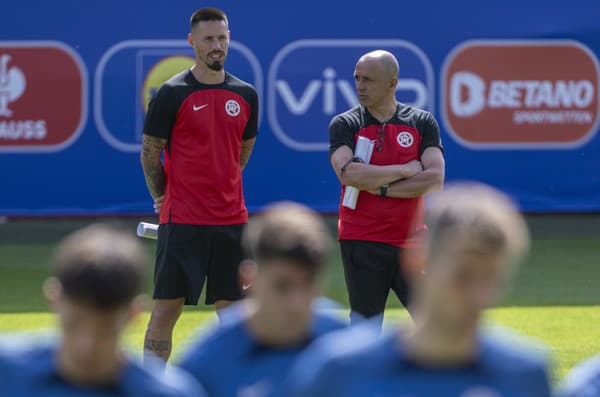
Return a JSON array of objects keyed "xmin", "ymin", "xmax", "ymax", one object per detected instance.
[
  {"xmin": 1, "ymin": 342, "xmax": 206, "ymax": 397},
  {"xmin": 474, "ymin": 326, "xmax": 552, "ymax": 397},
  {"xmin": 156, "ymin": 363, "xmax": 209, "ymax": 397},
  {"xmin": 178, "ymin": 303, "xmax": 252, "ymax": 374},
  {"xmin": 179, "ymin": 300, "xmax": 347, "ymax": 372},
  {"xmin": 280, "ymin": 322, "xmax": 551, "ymax": 397},
  {"xmin": 0, "ymin": 342, "xmax": 22, "ymax": 379},
  {"xmin": 277, "ymin": 318, "xmax": 383, "ymax": 397},
  {"xmin": 180, "ymin": 300, "xmax": 346, "ymax": 397},
  {"xmin": 478, "ymin": 325, "xmax": 551, "ymax": 376},
  {"xmin": 557, "ymin": 354, "xmax": 600, "ymax": 397}
]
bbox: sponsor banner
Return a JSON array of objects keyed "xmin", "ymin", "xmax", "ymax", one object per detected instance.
[
  {"xmin": 442, "ymin": 40, "xmax": 600, "ymax": 148},
  {"xmin": 0, "ymin": 41, "xmax": 87, "ymax": 152},
  {"xmin": 268, "ymin": 40, "xmax": 434, "ymax": 151},
  {"xmin": 3, "ymin": 0, "xmax": 600, "ymax": 215}
]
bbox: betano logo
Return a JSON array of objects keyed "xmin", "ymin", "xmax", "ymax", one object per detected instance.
[
  {"xmin": 269, "ymin": 40, "xmax": 434, "ymax": 151},
  {"xmin": 442, "ymin": 40, "xmax": 600, "ymax": 149},
  {"xmin": 0, "ymin": 41, "xmax": 86, "ymax": 152}
]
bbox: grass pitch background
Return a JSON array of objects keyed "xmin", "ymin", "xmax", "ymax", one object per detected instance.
[{"xmin": 0, "ymin": 215, "xmax": 599, "ymax": 382}]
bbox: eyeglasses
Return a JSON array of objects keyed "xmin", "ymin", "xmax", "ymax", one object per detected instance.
[{"xmin": 376, "ymin": 123, "xmax": 386, "ymax": 152}]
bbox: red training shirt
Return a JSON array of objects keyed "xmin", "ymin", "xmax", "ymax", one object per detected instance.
[
  {"xmin": 143, "ymin": 70, "xmax": 258, "ymax": 225},
  {"xmin": 329, "ymin": 103, "xmax": 443, "ymax": 248}
]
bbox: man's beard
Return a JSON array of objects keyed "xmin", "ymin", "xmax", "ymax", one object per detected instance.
[
  {"xmin": 206, "ymin": 60, "xmax": 224, "ymax": 71},
  {"xmin": 205, "ymin": 51, "xmax": 225, "ymax": 71}
]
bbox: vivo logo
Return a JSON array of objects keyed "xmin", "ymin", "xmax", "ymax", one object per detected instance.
[
  {"xmin": 268, "ymin": 40, "xmax": 434, "ymax": 151},
  {"xmin": 276, "ymin": 67, "xmax": 427, "ymax": 116},
  {"xmin": 277, "ymin": 68, "xmax": 355, "ymax": 115}
]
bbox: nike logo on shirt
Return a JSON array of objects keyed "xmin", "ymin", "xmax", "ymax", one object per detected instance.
[{"xmin": 193, "ymin": 104, "xmax": 208, "ymax": 111}]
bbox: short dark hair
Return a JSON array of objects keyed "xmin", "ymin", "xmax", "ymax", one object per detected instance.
[
  {"xmin": 243, "ymin": 202, "xmax": 331, "ymax": 276},
  {"xmin": 190, "ymin": 7, "xmax": 228, "ymax": 30},
  {"xmin": 52, "ymin": 224, "xmax": 146, "ymax": 310}
]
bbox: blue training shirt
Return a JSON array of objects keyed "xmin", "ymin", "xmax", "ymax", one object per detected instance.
[
  {"xmin": 178, "ymin": 303, "xmax": 346, "ymax": 397},
  {"xmin": 280, "ymin": 324, "xmax": 552, "ymax": 397},
  {"xmin": 0, "ymin": 343, "xmax": 206, "ymax": 397},
  {"xmin": 557, "ymin": 354, "xmax": 600, "ymax": 397}
]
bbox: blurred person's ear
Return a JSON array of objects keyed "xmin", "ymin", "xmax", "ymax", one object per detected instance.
[
  {"xmin": 239, "ymin": 259, "xmax": 258, "ymax": 296},
  {"xmin": 400, "ymin": 248, "xmax": 427, "ymax": 282},
  {"xmin": 127, "ymin": 294, "xmax": 148, "ymax": 321},
  {"xmin": 42, "ymin": 277, "xmax": 62, "ymax": 311}
]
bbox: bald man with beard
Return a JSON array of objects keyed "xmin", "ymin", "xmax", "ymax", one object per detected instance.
[{"xmin": 328, "ymin": 50, "xmax": 445, "ymax": 328}]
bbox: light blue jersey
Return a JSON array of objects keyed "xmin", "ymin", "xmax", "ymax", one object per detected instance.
[
  {"xmin": 178, "ymin": 304, "xmax": 346, "ymax": 397},
  {"xmin": 558, "ymin": 354, "xmax": 600, "ymax": 397},
  {"xmin": 0, "ymin": 343, "xmax": 205, "ymax": 397},
  {"xmin": 280, "ymin": 324, "xmax": 552, "ymax": 397}
]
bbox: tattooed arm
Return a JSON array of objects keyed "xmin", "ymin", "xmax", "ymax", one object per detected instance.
[
  {"xmin": 140, "ymin": 134, "xmax": 167, "ymax": 201},
  {"xmin": 240, "ymin": 137, "xmax": 256, "ymax": 170}
]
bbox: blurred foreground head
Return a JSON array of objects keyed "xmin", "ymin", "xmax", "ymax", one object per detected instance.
[
  {"xmin": 242, "ymin": 202, "xmax": 331, "ymax": 337},
  {"xmin": 44, "ymin": 224, "xmax": 146, "ymax": 384},
  {"xmin": 51, "ymin": 224, "xmax": 146, "ymax": 309},
  {"xmin": 407, "ymin": 183, "xmax": 529, "ymax": 332}
]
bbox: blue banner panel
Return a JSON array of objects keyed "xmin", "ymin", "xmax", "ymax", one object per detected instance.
[{"xmin": 1, "ymin": 0, "xmax": 600, "ymax": 215}]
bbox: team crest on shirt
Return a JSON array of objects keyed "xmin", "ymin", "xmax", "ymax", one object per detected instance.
[
  {"xmin": 397, "ymin": 131, "xmax": 414, "ymax": 148},
  {"xmin": 225, "ymin": 99, "xmax": 241, "ymax": 117}
]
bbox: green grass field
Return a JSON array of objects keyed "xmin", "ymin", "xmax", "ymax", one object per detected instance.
[{"xmin": 1, "ymin": 215, "xmax": 599, "ymax": 384}]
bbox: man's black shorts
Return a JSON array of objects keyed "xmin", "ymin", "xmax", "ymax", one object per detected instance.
[
  {"xmin": 340, "ymin": 239, "xmax": 412, "ymax": 318},
  {"xmin": 154, "ymin": 223, "xmax": 245, "ymax": 305}
]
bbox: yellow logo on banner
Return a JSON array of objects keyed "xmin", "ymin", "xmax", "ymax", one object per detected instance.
[{"xmin": 142, "ymin": 55, "xmax": 195, "ymax": 112}]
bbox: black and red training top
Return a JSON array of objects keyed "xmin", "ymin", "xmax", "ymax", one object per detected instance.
[
  {"xmin": 143, "ymin": 70, "xmax": 258, "ymax": 226},
  {"xmin": 329, "ymin": 103, "xmax": 443, "ymax": 248}
]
